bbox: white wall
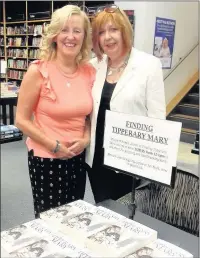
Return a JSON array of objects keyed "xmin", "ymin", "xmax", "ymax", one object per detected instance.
[
  {"xmin": 116, "ymin": 1, "xmax": 199, "ymax": 104},
  {"xmin": 164, "ymin": 45, "xmax": 198, "ymax": 104}
]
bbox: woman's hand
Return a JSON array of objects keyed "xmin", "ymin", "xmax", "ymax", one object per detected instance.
[
  {"xmin": 68, "ymin": 137, "xmax": 90, "ymax": 156},
  {"xmin": 54, "ymin": 143, "xmax": 76, "ymax": 159}
]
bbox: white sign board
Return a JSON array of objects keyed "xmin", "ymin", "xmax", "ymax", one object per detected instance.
[{"xmin": 103, "ymin": 111, "xmax": 182, "ymax": 186}]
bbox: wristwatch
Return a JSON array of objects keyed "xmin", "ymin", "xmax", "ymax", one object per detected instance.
[{"xmin": 52, "ymin": 140, "xmax": 61, "ymax": 153}]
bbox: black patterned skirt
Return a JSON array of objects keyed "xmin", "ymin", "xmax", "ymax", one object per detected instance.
[{"xmin": 28, "ymin": 150, "xmax": 86, "ymax": 218}]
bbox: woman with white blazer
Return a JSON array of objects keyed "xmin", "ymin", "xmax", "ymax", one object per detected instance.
[{"xmin": 86, "ymin": 5, "xmax": 166, "ymax": 204}]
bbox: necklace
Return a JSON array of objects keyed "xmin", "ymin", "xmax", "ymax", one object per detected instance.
[
  {"xmin": 107, "ymin": 54, "xmax": 130, "ymax": 76},
  {"xmin": 107, "ymin": 63, "xmax": 127, "ymax": 76},
  {"xmin": 54, "ymin": 62, "xmax": 78, "ymax": 88}
]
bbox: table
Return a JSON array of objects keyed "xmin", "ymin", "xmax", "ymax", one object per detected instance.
[{"xmin": 98, "ymin": 199, "xmax": 199, "ymax": 257}]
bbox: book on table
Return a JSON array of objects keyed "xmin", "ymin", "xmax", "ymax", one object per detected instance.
[{"xmin": 1, "ymin": 200, "xmax": 194, "ymax": 258}]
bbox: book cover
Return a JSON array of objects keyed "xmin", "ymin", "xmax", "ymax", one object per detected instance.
[
  {"xmin": 125, "ymin": 238, "xmax": 193, "ymax": 258},
  {"xmin": 1, "ymin": 219, "xmax": 94, "ymax": 258},
  {"xmin": 40, "ymin": 200, "xmax": 96, "ymax": 247},
  {"xmin": 85, "ymin": 207, "xmax": 157, "ymax": 257},
  {"xmin": 87, "ymin": 206, "xmax": 125, "ymax": 232},
  {"xmin": 40, "ymin": 200, "xmax": 95, "ymax": 226}
]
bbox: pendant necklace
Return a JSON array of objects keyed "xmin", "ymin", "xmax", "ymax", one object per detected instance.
[
  {"xmin": 107, "ymin": 54, "xmax": 130, "ymax": 76},
  {"xmin": 55, "ymin": 63, "xmax": 78, "ymax": 88}
]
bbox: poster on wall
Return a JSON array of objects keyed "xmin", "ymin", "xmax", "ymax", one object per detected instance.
[
  {"xmin": 153, "ymin": 17, "xmax": 176, "ymax": 69},
  {"xmin": 103, "ymin": 110, "xmax": 182, "ymax": 187}
]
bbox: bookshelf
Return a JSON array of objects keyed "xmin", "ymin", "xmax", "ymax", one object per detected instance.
[{"xmin": 0, "ymin": 0, "xmax": 115, "ymax": 86}]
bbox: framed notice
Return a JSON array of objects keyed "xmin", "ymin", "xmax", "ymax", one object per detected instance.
[
  {"xmin": 103, "ymin": 111, "xmax": 182, "ymax": 187},
  {"xmin": 153, "ymin": 17, "xmax": 176, "ymax": 69}
]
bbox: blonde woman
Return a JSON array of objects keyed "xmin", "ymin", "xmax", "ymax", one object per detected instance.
[{"xmin": 16, "ymin": 5, "xmax": 95, "ymax": 218}]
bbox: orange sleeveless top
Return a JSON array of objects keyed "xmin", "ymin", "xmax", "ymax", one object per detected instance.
[{"xmin": 26, "ymin": 60, "xmax": 95, "ymax": 158}]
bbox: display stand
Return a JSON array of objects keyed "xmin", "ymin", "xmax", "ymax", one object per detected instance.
[
  {"xmin": 128, "ymin": 177, "xmax": 137, "ymax": 220},
  {"xmin": 104, "ymin": 161, "xmax": 177, "ymax": 221}
]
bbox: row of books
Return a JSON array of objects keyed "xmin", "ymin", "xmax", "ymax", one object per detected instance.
[
  {"xmin": 1, "ymin": 200, "xmax": 193, "ymax": 258},
  {"xmin": 3, "ymin": 24, "xmax": 48, "ymax": 36},
  {"xmin": 7, "ymin": 48, "xmax": 28, "ymax": 58},
  {"xmin": 7, "ymin": 59, "xmax": 27, "ymax": 69},
  {"xmin": 7, "ymin": 38, "xmax": 27, "ymax": 47},
  {"xmin": 7, "ymin": 70, "xmax": 25, "ymax": 80},
  {"xmin": 7, "ymin": 25, "xmax": 27, "ymax": 35},
  {"xmin": 28, "ymin": 24, "xmax": 48, "ymax": 35},
  {"xmin": 29, "ymin": 49, "xmax": 40, "ymax": 59},
  {"xmin": 31, "ymin": 37, "xmax": 42, "ymax": 47}
]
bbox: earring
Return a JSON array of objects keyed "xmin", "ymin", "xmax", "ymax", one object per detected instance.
[{"xmin": 52, "ymin": 42, "xmax": 56, "ymax": 48}]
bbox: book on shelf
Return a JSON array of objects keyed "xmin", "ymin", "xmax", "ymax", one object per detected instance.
[
  {"xmin": 7, "ymin": 37, "xmax": 27, "ymax": 47},
  {"xmin": 8, "ymin": 59, "xmax": 27, "ymax": 69},
  {"xmin": 0, "ymin": 26, "xmax": 3, "ymax": 34},
  {"xmin": 0, "ymin": 47, "xmax": 5, "ymax": 56},
  {"xmin": 7, "ymin": 25, "xmax": 27, "ymax": 35},
  {"xmin": 29, "ymin": 48, "xmax": 40, "ymax": 59},
  {"xmin": 125, "ymin": 238, "xmax": 193, "ymax": 258},
  {"xmin": 7, "ymin": 48, "xmax": 27, "ymax": 58},
  {"xmin": 31, "ymin": 37, "xmax": 42, "ymax": 47},
  {"xmin": 85, "ymin": 206, "xmax": 157, "ymax": 258},
  {"xmin": 7, "ymin": 69, "xmax": 25, "ymax": 80},
  {"xmin": 0, "ymin": 37, "xmax": 4, "ymax": 45},
  {"xmin": 28, "ymin": 24, "xmax": 47, "ymax": 35},
  {"xmin": 1, "ymin": 219, "xmax": 94, "ymax": 258}
]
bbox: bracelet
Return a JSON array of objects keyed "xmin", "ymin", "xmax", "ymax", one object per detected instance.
[{"xmin": 52, "ymin": 140, "xmax": 61, "ymax": 153}]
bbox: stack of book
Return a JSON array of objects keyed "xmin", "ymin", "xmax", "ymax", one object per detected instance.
[
  {"xmin": 1, "ymin": 219, "xmax": 93, "ymax": 258},
  {"xmin": 1, "ymin": 200, "xmax": 194, "ymax": 258},
  {"xmin": 0, "ymin": 82, "xmax": 19, "ymax": 98},
  {"xmin": 0, "ymin": 124, "xmax": 23, "ymax": 143},
  {"xmin": 125, "ymin": 239, "xmax": 193, "ymax": 258}
]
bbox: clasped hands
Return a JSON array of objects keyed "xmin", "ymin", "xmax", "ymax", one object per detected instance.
[{"xmin": 55, "ymin": 138, "xmax": 89, "ymax": 159}]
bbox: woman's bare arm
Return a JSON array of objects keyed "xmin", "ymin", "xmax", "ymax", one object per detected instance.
[{"xmin": 15, "ymin": 65, "xmax": 56, "ymax": 151}]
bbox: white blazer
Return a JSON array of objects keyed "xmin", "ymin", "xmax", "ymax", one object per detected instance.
[{"xmin": 85, "ymin": 47, "xmax": 166, "ymax": 168}]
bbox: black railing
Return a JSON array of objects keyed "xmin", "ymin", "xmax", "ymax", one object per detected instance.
[{"xmin": 164, "ymin": 43, "xmax": 199, "ymax": 81}]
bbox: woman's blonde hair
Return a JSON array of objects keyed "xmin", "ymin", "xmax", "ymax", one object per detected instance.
[
  {"xmin": 39, "ymin": 5, "xmax": 92, "ymax": 64},
  {"xmin": 92, "ymin": 8, "xmax": 133, "ymax": 61}
]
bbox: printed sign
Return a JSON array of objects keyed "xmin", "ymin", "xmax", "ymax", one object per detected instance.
[{"xmin": 103, "ymin": 111, "xmax": 182, "ymax": 186}]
